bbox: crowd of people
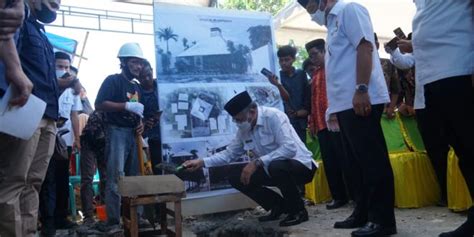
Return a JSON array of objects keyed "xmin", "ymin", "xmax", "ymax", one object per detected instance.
[{"xmin": 0, "ymin": 0, "xmax": 472, "ymax": 237}]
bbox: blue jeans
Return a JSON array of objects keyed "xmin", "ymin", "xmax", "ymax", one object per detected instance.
[{"xmin": 104, "ymin": 125, "xmax": 138, "ymax": 225}]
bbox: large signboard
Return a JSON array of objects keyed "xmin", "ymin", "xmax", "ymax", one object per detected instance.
[{"xmin": 153, "ymin": 3, "xmax": 282, "ymax": 195}]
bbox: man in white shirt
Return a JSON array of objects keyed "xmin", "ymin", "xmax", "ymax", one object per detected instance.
[
  {"xmin": 184, "ymin": 91, "xmax": 317, "ymax": 227},
  {"xmin": 298, "ymin": 0, "xmax": 396, "ymax": 236},
  {"xmin": 39, "ymin": 52, "xmax": 82, "ymax": 235},
  {"xmin": 411, "ymin": 1, "xmax": 474, "ymax": 236}
]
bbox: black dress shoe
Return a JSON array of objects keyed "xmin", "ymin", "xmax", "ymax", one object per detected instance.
[
  {"xmin": 351, "ymin": 222, "xmax": 397, "ymax": 237},
  {"xmin": 279, "ymin": 209, "xmax": 309, "ymax": 227},
  {"xmin": 334, "ymin": 216, "xmax": 367, "ymax": 229},
  {"xmin": 41, "ymin": 219, "xmax": 56, "ymax": 237},
  {"xmin": 439, "ymin": 207, "xmax": 474, "ymax": 237},
  {"xmin": 326, "ymin": 200, "xmax": 348, "ymax": 210},
  {"xmin": 55, "ymin": 218, "xmax": 78, "ymax": 229},
  {"xmin": 258, "ymin": 205, "xmax": 285, "ymax": 222}
]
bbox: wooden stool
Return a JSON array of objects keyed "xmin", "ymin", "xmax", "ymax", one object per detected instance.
[{"xmin": 119, "ymin": 175, "xmax": 185, "ymax": 237}]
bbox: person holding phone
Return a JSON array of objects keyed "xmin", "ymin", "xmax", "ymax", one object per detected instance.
[
  {"xmin": 298, "ymin": 0, "xmax": 396, "ymax": 236},
  {"xmin": 137, "ymin": 60, "xmax": 162, "ymax": 174},
  {"xmin": 270, "ymin": 45, "xmax": 311, "ymax": 145}
]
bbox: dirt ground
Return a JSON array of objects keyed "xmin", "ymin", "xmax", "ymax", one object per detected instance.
[{"xmin": 182, "ymin": 203, "xmax": 468, "ymax": 237}]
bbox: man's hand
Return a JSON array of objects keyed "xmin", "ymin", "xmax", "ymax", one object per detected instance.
[
  {"xmin": 7, "ymin": 67, "xmax": 32, "ymax": 106},
  {"xmin": 240, "ymin": 161, "xmax": 257, "ymax": 185},
  {"xmin": 145, "ymin": 117, "xmax": 159, "ymax": 130},
  {"xmin": 183, "ymin": 159, "xmax": 204, "ymax": 172},
  {"xmin": 57, "ymin": 75, "xmax": 75, "ymax": 89},
  {"xmin": 73, "ymin": 137, "xmax": 81, "ymax": 150},
  {"xmin": 385, "ymin": 104, "xmax": 396, "ymax": 119},
  {"xmin": 267, "ymin": 75, "xmax": 280, "ymax": 87},
  {"xmin": 383, "ymin": 43, "xmax": 393, "ymax": 54},
  {"xmin": 136, "ymin": 121, "xmax": 144, "ymax": 135},
  {"xmin": 0, "ymin": 0, "xmax": 24, "ymax": 40},
  {"xmin": 327, "ymin": 113, "xmax": 340, "ymax": 132},
  {"xmin": 397, "ymin": 39, "xmax": 413, "ymax": 54},
  {"xmin": 353, "ymin": 91, "xmax": 371, "ymax": 116},
  {"xmin": 398, "ymin": 103, "xmax": 415, "ymax": 117}
]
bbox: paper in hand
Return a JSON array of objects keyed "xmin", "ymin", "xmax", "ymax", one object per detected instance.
[{"xmin": 0, "ymin": 86, "xmax": 46, "ymax": 140}]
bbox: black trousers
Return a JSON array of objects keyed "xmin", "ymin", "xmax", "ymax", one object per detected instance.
[
  {"xmin": 336, "ymin": 104, "xmax": 396, "ymax": 227},
  {"xmin": 317, "ymin": 129, "xmax": 349, "ymax": 202},
  {"xmin": 148, "ymin": 137, "xmax": 163, "ymax": 175},
  {"xmin": 416, "ymin": 76, "xmax": 474, "ymax": 200},
  {"xmin": 228, "ymin": 159, "xmax": 316, "ymax": 214},
  {"xmin": 416, "ymin": 110, "xmax": 450, "ymax": 202},
  {"xmin": 39, "ymin": 153, "xmax": 70, "ymax": 222}
]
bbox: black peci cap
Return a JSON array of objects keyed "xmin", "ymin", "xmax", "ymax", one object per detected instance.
[
  {"xmin": 297, "ymin": 0, "xmax": 310, "ymax": 7},
  {"xmin": 305, "ymin": 38, "xmax": 325, "ymax": 52},
  {"xmin": 224, "ymin": 91, "xmax": 252, "ymax": 116}
]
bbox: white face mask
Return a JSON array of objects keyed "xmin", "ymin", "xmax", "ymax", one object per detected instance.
[
  {"xmin": 56, "ymin": 69, "xmax": 66, "ymax": 79},
  {"xmin": 234, "ymin": 112, "xmax": 253, "ymax": 132},
  {"xmin": 311, "ymin": 9, "xmax": 326, "ymax": 26},
  {"xmin": 236, "ymin": 121, "xmax": 252, "ymax": 132}
]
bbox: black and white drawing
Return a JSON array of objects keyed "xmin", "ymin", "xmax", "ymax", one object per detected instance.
[
  {"xmin": 153, "ymin": 3, "xmax": 282, "ymax": 196},
  {"xmin": 154, "ymin": 4, "xmax": 276, "ymax": 83},
  {"xmin": 159, "ymin": 85, "xmax": 236, "ymax": 140}
]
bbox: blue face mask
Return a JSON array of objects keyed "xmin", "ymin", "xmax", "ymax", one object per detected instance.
[
  {"xmin": 56, "ymin": 69, "xmax": 66, "ymax": 79},
  {"xmin": 37, "ymin": 3, "xmax": 57, "ymax": 24},
  {"xmin": 310, "ymin": 0, "xmax": 326, "ymax": 26},
  {"xmin": 311, "ymin": 9, "xmax": 326, "ymax": 26}
]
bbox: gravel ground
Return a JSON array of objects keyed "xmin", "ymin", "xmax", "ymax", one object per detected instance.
[{"xmin": 182, "ymin": 203, "xmax": 468, "ymax": 237}]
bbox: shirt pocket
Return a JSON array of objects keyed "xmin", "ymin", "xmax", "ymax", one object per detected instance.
[
  {"xmin": 24, "ymin": 26, "xmax": 45, "ymax": 61},
  {"xmin": 59, "ymin": 94, "xmax": 74, "ymax": 117},
  {"xmin": 260, "ymin": 133, "xmax": 275, "ymax": 146}
]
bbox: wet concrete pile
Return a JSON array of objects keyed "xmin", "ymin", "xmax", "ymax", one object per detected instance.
[{"xmin": 189, "ymin": 210, "xmax": 288, "ymax": 237}]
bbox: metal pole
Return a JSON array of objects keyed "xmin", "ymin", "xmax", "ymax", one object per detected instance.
[{"xmin": 76, "ymin": 31, "xmax": 89, "ymax": 72}]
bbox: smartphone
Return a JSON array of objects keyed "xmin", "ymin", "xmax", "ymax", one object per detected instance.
[
  {"xmin": 260, "ymin": 68, "xmax": 274, "ymax": 78},
  {"xmin": 386, "ymin": 37, "xmax": 399, "ymax": 51},
  {"xmin": 393, "ymin": 27, "xmax": 406, "ymax": 39}
]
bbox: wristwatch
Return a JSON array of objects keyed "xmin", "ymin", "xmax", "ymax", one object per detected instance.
[{"xmin": 355, "ymin": 84, "xmax": 369, "ymax": 93}]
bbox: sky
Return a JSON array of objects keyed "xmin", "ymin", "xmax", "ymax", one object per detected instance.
[{"xmin": 46, "ymin": 0, "xmax": 416, "ymax": 106}]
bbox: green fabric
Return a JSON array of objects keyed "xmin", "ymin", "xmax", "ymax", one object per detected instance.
[
  {"xmin": 381, "ymin": 115, "xmax": 408, "ymax": 153},
  {"xmin": 399, "ymin": 115, "xmax": 426, "ymax": 152},
  {"xmin": 306, "ymin": 130, "xmax": 322, "ymax": 161}
]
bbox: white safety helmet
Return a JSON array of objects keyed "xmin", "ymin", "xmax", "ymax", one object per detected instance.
[{"xmin": 117, "ymin": 42, "xmax": 146, "ymax": 60}]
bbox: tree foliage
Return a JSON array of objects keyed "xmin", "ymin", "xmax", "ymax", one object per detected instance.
[
  {"xmin": 157, "ymin": 27, "xmax": 178, "ymax": 52},
  {"xmin": 247, "ymin": 25, "xmax": 272, "ymax": 50},
  {"xmin": 220, "ymin": 0, "xmax": 291, "ymax": 15}
]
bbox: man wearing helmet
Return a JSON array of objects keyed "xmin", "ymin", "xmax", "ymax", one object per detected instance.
[{"xmin": 94, "ymin": 42, "xmax": 146, "ymax": 234}]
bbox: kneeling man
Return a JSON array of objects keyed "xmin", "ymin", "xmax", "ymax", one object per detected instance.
[{"xmin": 184, "ymin": 91, "xmax": 317, "ymax": 227}]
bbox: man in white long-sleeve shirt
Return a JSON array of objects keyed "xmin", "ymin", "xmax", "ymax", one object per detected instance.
[
  {"xmin": 388, "ymin": 48, "xmax": 414, "ymax": 70},
  {"xmin": 184, "ymin": 91, "xmax": 317, "ymax": 227},
  {"xmin": 411, "ymin": 1, "xmax": 473, "ymax": 236}
]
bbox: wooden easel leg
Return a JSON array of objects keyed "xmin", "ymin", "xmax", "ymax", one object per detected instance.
[
  {"xmin": 123, "ymin": 198, "xmax": 131, "ymax": 237},
  {"xmin": 174, "ymin": 201, "xmax": 182, "ymax": 237},
  {"xmin": 130, "ymin": 205, "xmax": 139, "ymax": 237},
  {"xmin": 159, "ymin": 203, "xmax": 167, "ymax": 235}
]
